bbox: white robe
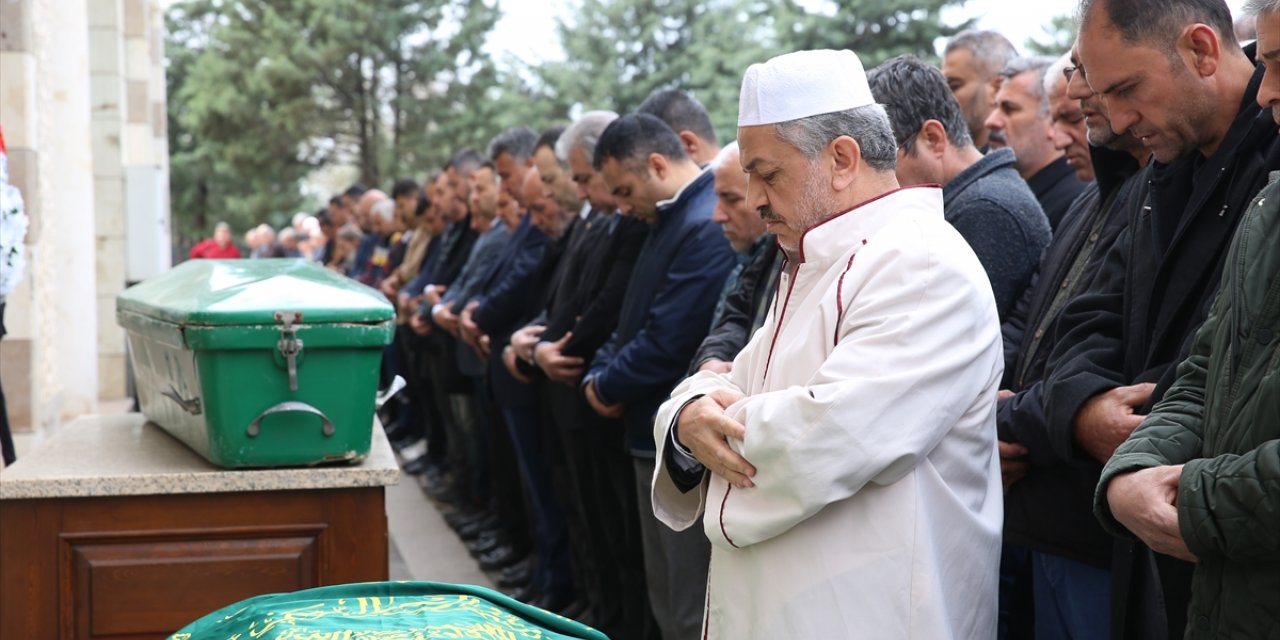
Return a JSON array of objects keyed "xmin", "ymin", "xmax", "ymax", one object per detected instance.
[{"xmin": 652, "ymin": 186, "xmax": 1004, "ymax": 639}]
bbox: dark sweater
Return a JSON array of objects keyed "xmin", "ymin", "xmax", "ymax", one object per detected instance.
[{"xmin": 942, "ymin": 147, "xmax": 1052, "ymax": 319}]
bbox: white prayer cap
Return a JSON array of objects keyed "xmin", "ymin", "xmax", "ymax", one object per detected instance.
[{"xmin": 737, "ymin": 49, "xmax": 875, "ymax": 127}]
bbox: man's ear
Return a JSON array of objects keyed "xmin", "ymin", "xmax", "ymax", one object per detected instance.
[
  {"xmin": 829, "ymin": 135, "xmax": 861, "ymax": 191},
  {"xmin": 677, "ymin": 130, "xmax": 701, "ymax": 159},
  {"xmin": 1180, "ymin": 23, "xmax": 1221, "ymax": 78},
  {"xmin": 918, "ymin": 120, "xmax": 950, "ymax": 157},
  {"xmin": 648, "ymin": 152, "xmax": 670, "ymax": 180}
]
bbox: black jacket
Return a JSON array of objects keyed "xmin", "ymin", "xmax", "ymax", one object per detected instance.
[
  {"xmin": 1029, "ymin": 155, "xmax": 1090, "ymax": 231},
  {"xmin": 543, "ymin": 213, "xmax": 650, "ymax": 362},
  {"xmin": 1043, "ymin": 63, "xmax": 1280, "ymax": 639},
  {"xmin": 997, "ymin": 146, "xmax": 1144, "ymax": 567},
  {"xmin": 689, "ymin": 242, "xmax": 782, "ymax": 373}
]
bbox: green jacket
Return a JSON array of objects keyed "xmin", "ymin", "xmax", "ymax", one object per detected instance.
[{"xmin": 1096, "ymin": 174, "xmax": 1280, "ymax": 640}]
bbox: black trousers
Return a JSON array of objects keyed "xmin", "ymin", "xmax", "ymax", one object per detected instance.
[{"xmin": 0, "ymin": 302, "xmax": 14, "ymax": 466}]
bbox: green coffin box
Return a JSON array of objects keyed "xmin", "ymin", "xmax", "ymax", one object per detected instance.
[{"xmin": 117, "ymin": 259, "xmax": 395, "ymax": 468}]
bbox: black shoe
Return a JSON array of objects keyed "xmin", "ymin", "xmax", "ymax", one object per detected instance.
[
  {"xmin": 477, "ymin": 545, "xmax": 524, "ymax": 571},
  {"xmin": 444, "ymin": 508, "xmax": 489, "ymax": 531},
  {"xmin": 455, "ymin": 515, "xmax": 500, "ymax": 541},
  {"xmin": 422, "ymin": 478, "xmax": 457, "ymax": 504},
  {"xmin": 467, "ymin": 530, "xmax": 506, "ymax": 557},
  {"xmin": 390, "ymin": 433, "xmax": 422, "ymax": 452},
  {"xmin": 497, "ymin": 562, "xmax": 534, "ymax": 589},
  {"xmin": 506, "ymin": 584, "xmax": 539, "ymax": 604},
  {"xmin": 401, "ymin": 454, "xmax": 436, "ymax": 476},
  {"xmin": 530, "ymin": 591, "xmax": 576, "ymax": 613}
]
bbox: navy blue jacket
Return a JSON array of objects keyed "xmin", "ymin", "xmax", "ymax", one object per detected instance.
[
  {"xmin": 469, "ymin": 212, "xmax": 549, "ymax": 409},
  {"xmin": 586, "ymin": 169, "xmax": 736, "ymax": 456}
]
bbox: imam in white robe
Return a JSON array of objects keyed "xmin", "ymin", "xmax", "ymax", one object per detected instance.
[{"xmin": 652, "ymin": 186, "xmax": 1004, "ymax": 639}]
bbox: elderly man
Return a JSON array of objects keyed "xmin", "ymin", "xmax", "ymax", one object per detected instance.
[
  {"xmin": 942, "ymin": 30, "xmax": 1019, "ymax": 150},
  {"xmin": 586, "ymin": 112, "xmax": 736, "ymax": 639},
  {"xmin": 1094, "ymin": 4, "xmax": 1280, "ymax": 638},
  {"xmin": 868, "ymin": 54, "xmax": 1049, "ymax": 319},
  {"xmin": 1045, "ymin": 0, "xmax": 1280, "ymax": 636},
  {"xmin": 985, "ymin": 57, "xmax": 1087, "ymax": 230},
  {"xmin": 652, "ymin": 49, "xmax": 1004, "ymax": 639},
  {"xmin": 1045, "ymin": 55, "xmax": 1095, "ymax": 183},
  {"xmin": 690, "ymin": 141, "xmax": 781, "ymax": 375}
]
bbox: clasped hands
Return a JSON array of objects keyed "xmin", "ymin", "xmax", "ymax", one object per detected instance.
[
  {"xmin": 675, "ymin": 389, "xmax": 756, "ymax": 489},
  {"xmin": 1107, "ymin": 464, "xmax": 1197, "ymax": 563}
]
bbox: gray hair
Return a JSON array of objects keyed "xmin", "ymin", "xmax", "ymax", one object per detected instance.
[
  {"xmin": 371, "ymin": 199, "xmax": 395, "ymax": 223},
  {"xmin": 1043, "ymin": 52, "xmax": 1073, "ymax": 96},
  {"xmin": 1000, "ymin": 56, "xmax": 1057, "ymax": 117},
  {"xmin": 708, "ymin": 141, "xmax": 740, "ymax": 172},
  {"xmin": 1244, "ymin": 0, "xmax": 1280, "ymax": 16},
  {"xmin": 486, "ymin": 126, "xmax": 538, "ymax": 162},
  {"xmin": 556, "ymin": 110, "xmax": 619, "ymax": 165},
  {"xmin": 945, "ymin": 30, "xmax": 1019, "ymax": 79},
  {"xmin": 773, "ymin": 105, "xmax": 898, "ymax": 172}
]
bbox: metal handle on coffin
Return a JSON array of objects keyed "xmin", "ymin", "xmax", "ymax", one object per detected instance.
[{"xmin": 246, "ymin": 401, "xmax": 335, "ymax": 438}]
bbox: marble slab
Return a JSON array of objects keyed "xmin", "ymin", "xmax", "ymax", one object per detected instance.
[{"xmin": 0, "ymin": 413, "xmax": 400, "ymax": 499}]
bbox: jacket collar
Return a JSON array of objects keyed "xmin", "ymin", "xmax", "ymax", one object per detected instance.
[
  {"xmin": 790, "ymin": 185, "xmax": 944, "ymax": 266},
  {"xmin": 654, "ymin": 167, "xmax": 714, "ymax": 225},
  {"xmin": 944, "ymin": 147, "xmax": 1017, "ymax": 202}
]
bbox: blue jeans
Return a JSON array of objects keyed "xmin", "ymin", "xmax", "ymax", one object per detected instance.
[{"xmin": 1032, "ymin": 551, "xmax": 1110, "ymax": 640}]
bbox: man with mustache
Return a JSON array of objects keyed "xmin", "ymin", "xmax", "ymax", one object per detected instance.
[
  {"xmin": 985, "ymin": 57, "xmax": 1088, "ymax": 230},
  {"xmin": 1045, "ymin": 0, "xmax": 1280, "ymax": 635},
  {"xmin": 994, "ymin": 40, "xmax": 1152, "ymax": 640},
  {"xmin": 1095, "ymin": 3, "xmax": 1280, "ymax": 637},
  {"xmin": 651, "ymin": 49, "xmax": 1004, "ymax": 639}
]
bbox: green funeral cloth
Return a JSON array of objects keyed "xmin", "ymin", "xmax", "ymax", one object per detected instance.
[{"xmin": 168, "ymin": 581, "xmax": 610, "ymax": 640}]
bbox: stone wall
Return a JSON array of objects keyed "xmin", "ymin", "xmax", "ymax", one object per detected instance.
[{"xmin": 0, "ymin": 0, "xmax": 170, "ymax": 434}]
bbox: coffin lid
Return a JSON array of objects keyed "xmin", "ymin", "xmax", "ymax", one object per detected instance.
[{"xmin": 117, "ymin": 259, "xmax": 394, "ymax": 326}]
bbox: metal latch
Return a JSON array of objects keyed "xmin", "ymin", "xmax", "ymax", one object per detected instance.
[{"xmin": 274, "ymin": 311, "xmax": 304, "ymax": 391}]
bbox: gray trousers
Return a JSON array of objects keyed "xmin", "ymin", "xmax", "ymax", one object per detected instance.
[{"xmin": 633, "ymin": 456, "xmax": 711, "ymax": 640}]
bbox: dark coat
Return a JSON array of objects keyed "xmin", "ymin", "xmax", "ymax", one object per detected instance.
[
  {"xmin": 465, "ymin": 212, "xmax": 548, "ymax": 407},
  {"xmin": 689, "ymin": 241, "xmax": 782, "ymax": 373},
  {"xmin": 1029, "ymin": 155, "xmax": 1090, "ymax": 232},
  {"xmin": 586, "ymin": 169, "xmax": 736, "ymax": 456},
  {"xmin": 943, "ymin": 147, "xmax": 1052, "ymax": 319},
  {"xmin": 1096, "ymin": 176, "xmax": 1280, "ymax": 640},
  {"xmin": 1044, "ymin": 63, "xmax": 1280, "ymax": 639},
  {"xmin": 997, "ymin": 146, "xmax": 1144, "ymax": 567},
  {"xmin": 543, "ymin": 213, "xmax": 650, "ymax": 362}
]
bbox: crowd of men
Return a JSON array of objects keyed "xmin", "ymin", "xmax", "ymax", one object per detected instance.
[{"xmin": 208, "ymin": 0, "xmax": 1280, "ymax": 637}]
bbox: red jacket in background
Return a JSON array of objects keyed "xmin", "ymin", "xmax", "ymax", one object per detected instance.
[{"xmin": 189, "ymin": 239, "xmax": 243, "ymax": 259}]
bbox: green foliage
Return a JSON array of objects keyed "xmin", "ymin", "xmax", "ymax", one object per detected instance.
[
  {"xmin": 166, "ymin": 0, "xmax": 971, "ymax": 241},
  {"xmin": 1025, "ymin": 14, "xmax": 1076, "ymax": 56},
  {"xmin": 166, "ymin": 0, "xmax": 499, "ymax": 241},
  {"xmin": 778, "ymin": 0, "xmax": 972, "ymax": 66}
]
